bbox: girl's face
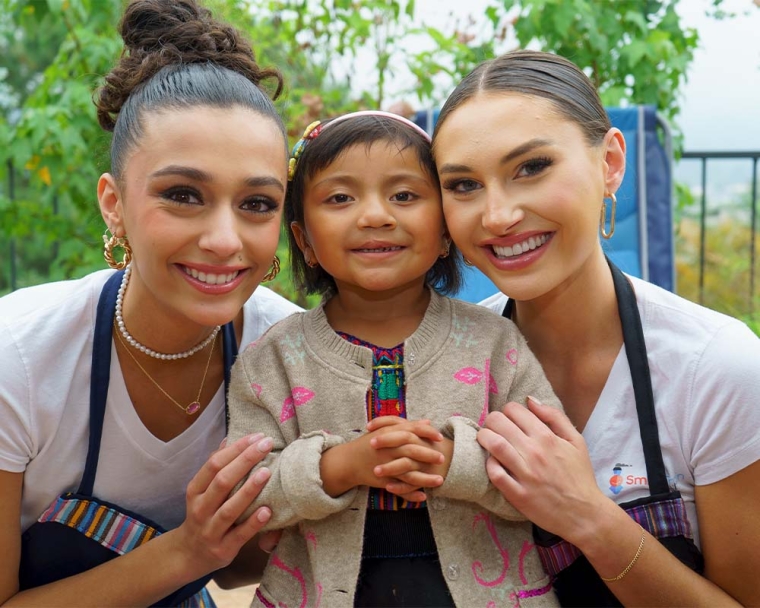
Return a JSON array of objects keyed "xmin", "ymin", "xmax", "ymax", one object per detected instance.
[
  {"xmin": 292, "ymin": 140, "xmax": 448, "ymax": 298},
  {"xmin": 98, "ymin": 105, "xmax": 287, "ymax": 331},
  {"xmin": 434, "ymin": 92, "xmax": 625, "ymax": 303}
]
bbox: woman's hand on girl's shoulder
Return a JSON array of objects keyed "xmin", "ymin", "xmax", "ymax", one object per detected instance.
[{"xmin": 169, "ymin": 434, "xmax": 275, "ymax": 580}]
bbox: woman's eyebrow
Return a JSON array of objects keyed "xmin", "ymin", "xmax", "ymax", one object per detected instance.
[
  {"xmin": 499, "ymin": 138, "xmax": 554, "ymax": 165},
  {"xmin": 150, "ymin": 165, "xmax": 211, "ymax": 181},
  {"xmin": 245, "ymin": 176, "xmax": 285, "ymax": 192},
  {"xmin": 148, "ymin": 166, "xmax": 284, "ymax": 192},
  {"xmin": 438, "ymin": 138, "xmax": 555, "ymax": 175}
]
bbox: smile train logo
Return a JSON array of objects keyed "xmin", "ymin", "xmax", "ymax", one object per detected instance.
[{"xmin": 609, "ymin": 462, "xmax": 631, "ymax": 495}]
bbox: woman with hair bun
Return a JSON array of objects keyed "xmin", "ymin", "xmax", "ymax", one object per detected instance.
[
  {"xmin": 0, "ymin": 0, "xmax": 299, "ymax": 605},
  {"xmin": 433, "ymin": 49, "xmax": 760, "ymax": 606}
]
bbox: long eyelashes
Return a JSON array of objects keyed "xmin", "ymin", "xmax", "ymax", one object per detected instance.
[
  {"xmin": 518, "ymin": 156, "xmax": 553, "ymax": 177},
  {"xmin": 160, "ymin": 186, "xmax": 202, "ymax": 205},
  {"xmin": 159, "ymin": 186, "xmax": 279, "ymax": 214},
  {"xmin": 441, "ymin": 155, "xmax": 554, "ymax": 192}
]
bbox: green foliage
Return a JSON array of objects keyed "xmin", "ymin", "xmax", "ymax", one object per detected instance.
[
  {"xmin": 408, "ymin": 0, "xmax": 699, "ymax": 134},
  {"xmin": 675, "ymin": 193, "xmax": 760, "ymax": 327}
]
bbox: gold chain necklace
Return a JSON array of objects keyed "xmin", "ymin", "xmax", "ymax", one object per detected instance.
[{"xmin": 114, "ymin": 321, "xmax": 217, "ymax": 416}]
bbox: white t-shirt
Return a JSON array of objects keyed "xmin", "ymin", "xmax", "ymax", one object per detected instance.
[
  {"xmin": 0, "ymin": 269, "xmax": 301, "ymax": 532},
  {"xmin": 480, "ymin": 276, "xmax": 760, "ymax": 547}
]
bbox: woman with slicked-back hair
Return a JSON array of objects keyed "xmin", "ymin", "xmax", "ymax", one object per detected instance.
[
  {"xmin": 0, "ymin": 1, "xmax": 299, "ymax": 605},
  {"xmin": 433, "ymin": 49, "xmax": 760, "ymax": 607}
]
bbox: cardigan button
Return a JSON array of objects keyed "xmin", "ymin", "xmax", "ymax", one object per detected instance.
[
  {"xmin": 446, "ymin": 564, "xmax": 460, "ymax": 580},
  {"xmin": 431, "ymin": 496, "xmax": 446, "ymax": 510}
]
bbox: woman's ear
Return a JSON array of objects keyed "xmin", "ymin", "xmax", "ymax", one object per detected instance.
[
  {"xmin": 97, "ymin": 173, "xmax": 125, "ymax": 235},
  {"xmin": 602, "ymin": 128, "xmax": 626, "ymax": 194}
]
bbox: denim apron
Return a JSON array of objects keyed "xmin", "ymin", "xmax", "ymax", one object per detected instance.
[
  {"xmin": 502, "ymin": 261, "xmax": 704, "ymax": 606},
  {"xmin": 19, "ymin": 270, "xmax": 238, "ymax": 607}
]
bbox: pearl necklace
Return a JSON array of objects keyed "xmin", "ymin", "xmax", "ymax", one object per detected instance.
[{"xmin": 115, "ymin": 265, "xmax": 221, "ymax": 360}]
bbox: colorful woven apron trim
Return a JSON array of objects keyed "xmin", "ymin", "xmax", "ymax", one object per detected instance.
[
  {"xmin": 537, "ymin": 496, "xmax": 693, "ymax": 578},
  {"xmin": 38, "ymin": 495, "xmax": 161, "ymax": 556},
  {"xmin": 38, "ymin": 494, "xmax": 215, "ymax": 608}
]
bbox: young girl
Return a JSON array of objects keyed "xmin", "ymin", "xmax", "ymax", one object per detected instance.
[{"xmin": 227, "ymin": 111, "xmax": 560, "ymax": 607}]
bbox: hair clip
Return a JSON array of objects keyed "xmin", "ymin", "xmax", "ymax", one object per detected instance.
[{"xmin": 288, "ymin": 121, "xmax": 322, "ymax": 181}]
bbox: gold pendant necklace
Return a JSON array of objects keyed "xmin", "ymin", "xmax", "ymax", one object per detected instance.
[{"xmin": 114, "ymin": 321, "xmax": 217, "ymax": 415}]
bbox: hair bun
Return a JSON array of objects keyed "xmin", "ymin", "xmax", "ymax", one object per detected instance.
[
  {"xmin": 95, "ymin": 0, "xmax": 282, "ymax": 132},
  {"xmin": 121, "ymin": 0, "xmax": 233, "ymax": 61}
]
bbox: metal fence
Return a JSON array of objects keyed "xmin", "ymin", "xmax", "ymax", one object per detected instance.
[{"xmin": 679, "ymin": 151, "xmax": 759, "ymax": 317}]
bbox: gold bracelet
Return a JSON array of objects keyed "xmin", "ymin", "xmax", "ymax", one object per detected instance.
[{"xmin": 600, "ymin": 525, "xmax": 646, "ymax": 583}]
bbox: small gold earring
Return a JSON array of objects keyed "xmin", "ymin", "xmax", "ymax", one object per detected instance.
[
  {"xmin": 262, "ymin": 255, "xmax": 281, "ymax": 282},
  {"xmin": 463, "ymin": 257, "xmax": 474, "ymax": 267},
  {"xmin": 440, "ymin": 239, "xmax": 451, "ymax": 259},
  {"xmin": 600, "ymin": 192, "xmax": 616, "ymax": 240},
  {"xmin": 103, "ymin": 228, "xmax": 132, "ymax": 270}
]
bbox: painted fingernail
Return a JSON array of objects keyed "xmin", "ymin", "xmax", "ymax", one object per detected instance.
[
  {"xmin": 257, "ymin": 437, "xmax": 273, "ymax": 452},
  {"xmin": 219, "ymin": 438, "xmax": 228, "ymax": 449},
  {"xmin": 248, "ymin": 433, "xmax": 264, "ymax": 444},
  {"xmin": 256, "ymin": 507, "xmax": 272, "ymax": 523},
  {"xmin": 527, "ymin": 396, "xmax": 543, "ymax": 407},
  {"xmin": 253, "ymin": 467, "xmax": 271, "ymax": 484}
]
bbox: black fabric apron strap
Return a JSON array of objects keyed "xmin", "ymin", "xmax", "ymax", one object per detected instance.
[
  {"xmin": 608, "ymin": 260, "xmax": 670, "ymax": 494},
  {"xmin": 78, "ymin": 269, "xmax": 121, "ymax": 495}
]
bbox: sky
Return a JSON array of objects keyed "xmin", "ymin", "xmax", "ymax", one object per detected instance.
[{"xmin": 404, "ymin": 0, "xmax": 760, "ymax": 201}]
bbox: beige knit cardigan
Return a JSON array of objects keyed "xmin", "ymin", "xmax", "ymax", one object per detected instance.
[{"xmin": 228, "ymin": 290, "xmax": 561, "ymax": 607}]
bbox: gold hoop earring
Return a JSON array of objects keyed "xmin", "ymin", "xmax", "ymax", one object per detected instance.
[
  {"xmin": 262, "ymin": 255, "xmax": 281, "ymax": 282},
  {"xmin": 600, "ymin": 192, "xmax": 616, "ymax": 240},
  {"xmin": 103, "ymin": 228, "xmax": 132, "ymax": 270}
]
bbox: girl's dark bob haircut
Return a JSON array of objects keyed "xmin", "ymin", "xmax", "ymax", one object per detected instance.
[{"xmin": 285, "ymin": 114, "xmax": 463, "ymax": 298}]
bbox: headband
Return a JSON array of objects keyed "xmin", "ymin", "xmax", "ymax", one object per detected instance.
[{"xmin": 287, "ymin": 110, "xmax": 431, "ymax": 181}]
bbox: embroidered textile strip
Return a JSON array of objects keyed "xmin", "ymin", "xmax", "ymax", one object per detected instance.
[{"xmin": 536, "ymin": 497, "xmax": 693, "ymax": 577}]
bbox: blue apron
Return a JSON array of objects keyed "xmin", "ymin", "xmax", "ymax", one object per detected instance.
[
  {"xmin": 503, "ymin": 260, "xmax": 703, "ymax": 606},
  {"xmin": 19, "ymin": 270, "xmax": 238, "ymax": 607}
]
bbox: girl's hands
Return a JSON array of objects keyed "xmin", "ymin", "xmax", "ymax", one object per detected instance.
[
  {"xmin": 477, "ymin": 397, "xmax": 609, "ymax": 546},
  {"xmin": 366, "ymin": 417, "xmax": 453, "ymax": 502},
  {"xmin": 171, "ymin": 433, "xmax": 275, "ymax": 579}
]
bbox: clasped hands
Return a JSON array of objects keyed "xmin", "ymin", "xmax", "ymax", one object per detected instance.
[{"xmin": 320, "ymin": 416, "xmax": 453, "ymax": 501}]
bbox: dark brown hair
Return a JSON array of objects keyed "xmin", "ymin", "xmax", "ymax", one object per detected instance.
[
  {"xmin": 285, "ymin": 115, "xmax": 463, "ymax": 298},
  {"xmin": 94, "ymin": 0, "xmax": 286, "ymax": 178},
  {"xmin": 433, "ymin": 50, "xmax": 611, "ymax": 148}
]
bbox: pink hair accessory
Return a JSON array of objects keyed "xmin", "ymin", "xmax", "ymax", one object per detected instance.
[
  {"xmin": 287, "ymin": 109, "xmax": 430, "ymax": 181},
  {"xmin": 318, "ymin": 110, "xmax": 431, "ymax": 142}
]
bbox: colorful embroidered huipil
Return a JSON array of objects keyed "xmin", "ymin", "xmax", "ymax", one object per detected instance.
[{"xmin": 338, "ymin": 333, "xmax": 424, "ymax": 511}]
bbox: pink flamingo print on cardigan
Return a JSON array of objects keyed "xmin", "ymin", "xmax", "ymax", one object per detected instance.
[
  {"xmin": 270, "ymin": 554, "xmax": 308, "ymax": 608},
  {"xmin": 453, "ymin": 358, "xmax": 498, "ymax": 425},
  {"xmin": 251, "ymin": 383, "xmax": 262, "ymax": 398},
  {"xmin": 471, "ymin": 512, "xmax": 510, "ymax": 587},
  {"xmin": 279, "ymin": 387, "xmax": 315, "ymax": 423}
]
